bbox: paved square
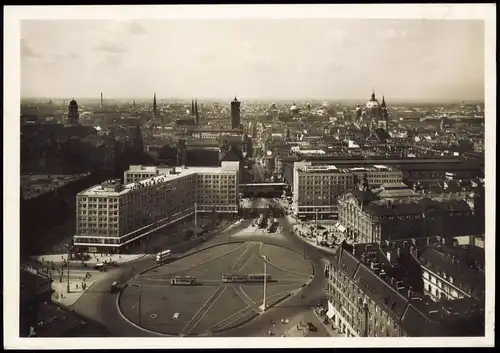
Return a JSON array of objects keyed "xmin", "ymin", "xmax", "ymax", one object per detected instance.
[{"xmin": 119, "ymin": 241, "xmax": 312, "ymax": 336}]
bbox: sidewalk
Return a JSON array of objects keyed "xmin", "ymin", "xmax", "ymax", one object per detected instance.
[
  {"xmin": 312, "ymin": 309, "xmax": 344, "ymax": 338},
  {"xmin": 30, "ymin": 253, "xmax": 145, "ymax": 266},
  {"xmin": 51, "ymin": 278, "xmax": 97, "ymax": 307},
  {"xmin": 285, "ymin": 216, "xmax": 339, "ymax": 255}
]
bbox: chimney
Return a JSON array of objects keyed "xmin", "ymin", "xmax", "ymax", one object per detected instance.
[{"xmin": 407, "ymin": 286, "xmax": 413, "ymax": 299}]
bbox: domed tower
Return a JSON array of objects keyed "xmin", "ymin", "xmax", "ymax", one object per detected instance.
[
  {"xmin": 365, "ymin": 90, "xmax": 382, "ymax": 123},
  {"xmin": 67, "ymin": 98, "xmax": 79, "ymax": 125}
]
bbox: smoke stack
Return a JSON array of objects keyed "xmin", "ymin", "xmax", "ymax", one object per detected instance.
[{"xmin": 100, "ymin": 92, "xmax": 103, "ymax": 107}]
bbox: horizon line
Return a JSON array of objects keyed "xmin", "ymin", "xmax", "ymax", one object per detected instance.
[{"xmin": 20, "ymin": 96, "xmax": 485, "ymax": 104}]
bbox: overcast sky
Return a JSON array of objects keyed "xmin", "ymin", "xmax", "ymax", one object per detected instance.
[{"xmin": 20, "ymin": 19, "xmax": 484, "ymax": 102}]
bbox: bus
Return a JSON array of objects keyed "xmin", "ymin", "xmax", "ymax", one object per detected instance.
[
  {"xmin": 155, "ymin": 249, "xmax": 172, "ymax": 263},
  {"xmin": 170, "ymin": 276, "xmax": 196, "ymax": 285},
  {"xmin": 222, "ymin": 274, "xmax": 249, "ymax": 283},
  {"xmin": 247, "ymin": 273, "xmax": 272, "ymax": 283}
]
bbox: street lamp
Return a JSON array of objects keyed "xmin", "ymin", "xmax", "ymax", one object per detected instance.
[
  {"xmin": 260, "ymin": 255, "xmax": 268, "ymax": 312},
  {"xmin": 64, "ymin": 244, "xmax": 70, "ymax": 293}
]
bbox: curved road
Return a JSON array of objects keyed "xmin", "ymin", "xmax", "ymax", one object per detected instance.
[{"xmin": 71, "ymin": 213, "xmax": 334, "ymax": 337}]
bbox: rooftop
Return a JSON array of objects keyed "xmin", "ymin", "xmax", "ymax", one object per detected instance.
[
  {"xmin": 418, "ymin": 244, "xmax": 485, "ymax": 300},
  {"xmin": 330, "ymin": 242, "xmax": 485, "ymax": 336},
  {"xmin": 80, "ymin": 163, "xmax": 239, "ymax": 197},
  {"xmin": 21, "ymin": 173, "xmax": 91, "ymax": 200}
]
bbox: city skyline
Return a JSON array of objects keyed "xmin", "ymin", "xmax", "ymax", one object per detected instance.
[{"xmin": 21, "ymin": 19, "xmax": 484, "ymax": 102}]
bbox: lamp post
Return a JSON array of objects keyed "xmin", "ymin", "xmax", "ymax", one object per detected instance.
[
  {"xmin": 64, "ymin": 244, "xmax": 70, "ymax": 293},
  {"xmin": 315, "ymin": 208, "xmax": 319, "ymax": 238},
  {"xmin": 260, "ymin": 255, "xmax": 268, "ymax": 312},
  {"xmin": 194, "ymin": 202, "xmax": 199, "ymax": 252},
  {"xmin": 138, "ymin": 290, "xmax": 142, "ymax": 326},
  {"xmin": 194, "ymin": 202, "xmax": 198, "ymax": 236}
]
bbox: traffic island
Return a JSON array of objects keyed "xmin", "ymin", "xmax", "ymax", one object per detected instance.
[{"xmin": 118, "ymin": 241, "xmax": 312, "ymax": 336}]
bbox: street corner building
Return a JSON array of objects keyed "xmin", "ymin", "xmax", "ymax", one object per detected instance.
[
  {"xmin": 324, "ymin": 240, "xmax": 485, "ymax": 337},
  {"xmin": 336, "ymin": 182, "xmax": 484, "ymax": 245},
  {"xmin": 291, "ymin": 161, "xmax": 403, "ymax": 219},
  {"xmin": 72, "ymin": 161, "xmax": 240, "ymax": 253}
]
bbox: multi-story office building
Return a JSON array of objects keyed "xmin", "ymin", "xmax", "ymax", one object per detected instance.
[
  {"xmin": 292, "ymin": 161, "xmax": 402, "ymax": 219},
  {"xmin": 337, "ymin": 186, "xmax": 479, "ymax": 244},
  {"xmin": 73, "ymin": 162, "xmax": 239, "ymax": 252},
  {"xmin": 325, "ymin": 241, "xmax": 485, "ymax": 337}
]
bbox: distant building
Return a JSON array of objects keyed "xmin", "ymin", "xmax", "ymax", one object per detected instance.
[
  {"xmin": 67, "ymin": 99, "xmax": 79, "ymax": 125},
  {"xmin": 231, "ymin": 96, "xmax": 241, "ymax": 129},
  {"xmin": 190, "ymin": 127, "xmax": 242, "ymax": 139},
  {"xmin": 241, "ymin": 134, "xmax": 253, "ymax": 158},
  {"xmin": 325, "ymin": 241, "xmax": 485, "ymax": 337}
]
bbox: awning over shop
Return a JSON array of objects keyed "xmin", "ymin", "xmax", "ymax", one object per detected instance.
[
  {"xmin": 326, "ymin": 309, "xmax": 335, "ymax": 319},
  {"xmin": 327, "ymin": 301, "xmax": 335, "ymax": 319}
]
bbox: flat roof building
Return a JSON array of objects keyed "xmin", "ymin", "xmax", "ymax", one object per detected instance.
[
  {"xmin": 292, "ymin": 161, "xmax": 402, "ymax": 219},
  {"xmin": 73, "ymin": 162, "xmax": 239, "ymax": 252}
]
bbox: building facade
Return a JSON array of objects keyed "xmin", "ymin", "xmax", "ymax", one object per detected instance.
[
  {"xmin": 292, "ymin": 161, "xmax": 402, "ymax": 219},
  {"xmin": 418, "ymin": 244, "xmax": 485, "ymax": 303},
  {"xmin": 325, "ymin": 242, "xmax": 485, "ymax": 337},
  {"xmin": 338, "ymin": 188, "xmax": 478, "ymax": 244},
  {"xmin": 74, "ymin": 162, "xmax": 239, "ymax": 251}
]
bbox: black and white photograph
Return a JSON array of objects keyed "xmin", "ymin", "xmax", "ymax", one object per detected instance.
[{"xmin": 4, "ymin": 4, "xmax": 495, "ymax": 349}]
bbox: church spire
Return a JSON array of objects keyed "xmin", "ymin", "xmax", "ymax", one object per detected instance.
[
  {"xmin": 381, "ymin": 96, "xmax": 386, "ymax": 107},
  {"xmin": 153, "ymin": 93, "xmax": 157, "ymax": 115},
  {"xmin": 191, "ymin": 99, "xmax": 195, "ymax": 116}
]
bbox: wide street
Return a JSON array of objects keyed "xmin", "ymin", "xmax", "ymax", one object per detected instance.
[{"xmin": 69, "ymin": 199, "xmax": 337, "ymax": 337}]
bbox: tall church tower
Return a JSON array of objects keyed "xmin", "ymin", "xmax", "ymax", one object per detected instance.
[
  {"xmin": 379, "ymin": 96, "xmax": 388, "ymax": 130},
  {"xmin": 153, "ymin": 93, "xmax": 157, "ymax": 115},
  {"xmin": 231, "ymin": 96, "xmax": 241, "ymax": 129},
  {"xmin": 67, "ymin": 98, "xmax": 79, "ymax": 125}
]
